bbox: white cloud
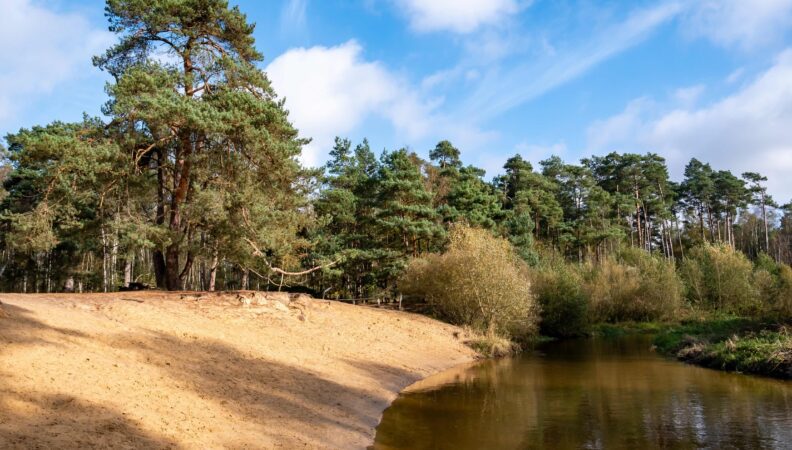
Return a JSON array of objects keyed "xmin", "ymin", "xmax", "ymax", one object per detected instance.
[
  {"xmin": 0, "ymin": 0, "xmax": 112, "ymax": 125},
  {"xmin": 394, "ymin": 0, "xmax": 522, "ymax": 33},
  {"xmin": 266, "ymin": 41, "xmax": 439, "ymax": 166},
  {"xmin": 587, "ymin": 50, "xmax": 792, "ymax": 202},
  {"xmin": 683, "ymin": 0, "xmax": 792, "ymax": 50}
]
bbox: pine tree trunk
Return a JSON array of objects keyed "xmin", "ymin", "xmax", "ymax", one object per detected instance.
[
  {"xmin": 153, "ymin": 250, "xmax": 167, "ymax": 289},
  {"xmin": 111, "ymin": 235, "xmax": 118, "ymax": 289},
  {"xmin": 123, "ymin": 257, "xmax": 133, "ymax": 288},
  {"xmin": 165, "ymin": 247, "xmax": 181, "ymax": 290},
  {"xmin": 208, "ymin": 252, "xmax": 219, "ymax": 292},
  {"xmin": 761, "ymin": 197, "xmax": 770, "ymax": 253},
  {"xmin": 64, "ymin": 277, "xmax": 75, "ymax": 293},
  {"xmin": 101, "ymin": 226, "xmax": 109, "ymax": 293}
]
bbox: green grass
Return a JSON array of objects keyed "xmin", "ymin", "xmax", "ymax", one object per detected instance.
[
  {"xmin": 653, "ymin": 316, "xmax": 791, "ymax": 379},
  {"xmin": 589, "ymin": 321, "xmax": 674, "ymax": 338}
]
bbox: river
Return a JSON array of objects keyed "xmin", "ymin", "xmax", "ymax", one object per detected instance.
[{"xmin": 374, "ymin": 335, "xmax": 792, "ymax": 449}]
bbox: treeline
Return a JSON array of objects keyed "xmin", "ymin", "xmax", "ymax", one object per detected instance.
[
  {"xmin": 1, "ymin": 0, "xmax": 791, "ymax": 305},
  {"xmin": 301, "ymin": 138, "xmax": 792, "ymax": 300},
  {"xmin": 3, "ymin": 129, "xmax": 791, "ymax": 299}
]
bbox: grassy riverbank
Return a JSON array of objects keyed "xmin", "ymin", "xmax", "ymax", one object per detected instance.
[{"xmin": 652, "ymin": 316, "xmax": 791, "ymax": 379}]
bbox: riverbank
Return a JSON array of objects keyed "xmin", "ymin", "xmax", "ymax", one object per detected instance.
[
  {"xmin": 0, "ymin": 292, "xmax": 476, "ymax": 449},
  {"xmin": 653, "ymin": 316, "xmax": 791, "ymax": 379}
]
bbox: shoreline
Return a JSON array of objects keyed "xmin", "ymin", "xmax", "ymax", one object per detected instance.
[
  {"xmin": 0, "ymin": 292, "xmax": 477, "ymax": 449},
  {"xmin": 652, "ymin": 317, "xmax": 792, "ymax": 380},
  {"xmin": 588, "ymin": 318, "xmax": 791, "ymax": 380}
]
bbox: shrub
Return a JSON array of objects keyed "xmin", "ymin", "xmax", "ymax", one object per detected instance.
[
  {"xmin": 531, "ymin": 262, "xmax": 588, "ymax": 337},
  {"xmin": 679, "ymin": 244, "xmax": 761, "ymax": 315},
  {"xmin": 399, "ymin": 225, "xmax": 538, "ymax": 340},
  {"xmin": 776, "ymin": 265, "xmax": 792, "ymax": 319},
  {"xmin": 752, "ymin": 255, "xmax": 792, "ymax": 319},
  {"xmin": 583, "ymin": 248, "xmax": 682, "ymax": 323}
]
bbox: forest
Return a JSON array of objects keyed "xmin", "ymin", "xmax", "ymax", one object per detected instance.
[{"xmin": 1, "ymin": 0, "xmax": 791, "ymax": 346}]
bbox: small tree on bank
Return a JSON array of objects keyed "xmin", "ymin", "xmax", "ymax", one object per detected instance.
[{"xmin": 399, "ymin": 225, "xmax": 538, "ymax": 339}]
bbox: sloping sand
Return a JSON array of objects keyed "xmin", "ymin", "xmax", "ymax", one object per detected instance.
[{"xmin": 0, "ymin": 292, "xmax": 476, "ymax": 449}]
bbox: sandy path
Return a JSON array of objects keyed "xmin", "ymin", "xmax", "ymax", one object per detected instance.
[{"xmin": 0, "ymin": 292, "xmax": 476, "ymax": 449}]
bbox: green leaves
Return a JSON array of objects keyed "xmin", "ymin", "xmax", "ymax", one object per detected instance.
[{"xmin": 1, "ymin": 120, "xmax": 121, "ymax": 253}]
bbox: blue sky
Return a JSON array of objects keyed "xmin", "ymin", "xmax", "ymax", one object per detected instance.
[{"xmin": 2, "ymin": 0, "xmax": 792, "ymax": 201}]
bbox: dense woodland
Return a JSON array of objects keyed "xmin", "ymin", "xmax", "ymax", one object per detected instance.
[{"xmin": 1, "ymin": 2, "xmax": 791, "ymax": 338}]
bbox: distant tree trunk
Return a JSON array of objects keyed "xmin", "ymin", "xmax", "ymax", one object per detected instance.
[
  {"xmin": 101, "ymin": 226, "xmax": 109, "ymax": 292},
  {"xmin": 761, "ymin": 195, "xmax": 770, "ymax": 253},
  {"xmin": 208, "ymin": 252, "xmax": 219, "ymax": 292},
  {"xmin": 123, "ymin": 257, "xmax": 133, "ymax": 288},
  {"xmin": 241, "ymin": 269, "xmax": 249, "ymax": 290},
  {"xmin": 675, "ymin": 218, "xmax": 684, "ymax": 259},
  {"xmin": 64, "ymin": 277, "xmax": 75, "ymax": 293},
  {"xmin": 111, "ymin": 236, "xmax": 118, "ymax": 289}
]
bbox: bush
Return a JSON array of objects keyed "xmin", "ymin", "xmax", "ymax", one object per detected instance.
[
  {"xmin": 399, "ymin": 225, "xmax": 538, "ymax": 340},
  {"xmin": 679, "ymin": 244, "xmax": 761, "ymax": 315},
  {"xmin": 776, "ymin": 265, "xmax": 792, "ymax": 318},
  {"xmin": 531, "ymin": 261, "xmax": 588, "ymax": 337},
  {"xmin": 583, "ymin": 248, "xmax": 682, "ymax": 323},
  {"xmin": 752, "ymin": 254, "xmax": 792, "ymax": 319}
]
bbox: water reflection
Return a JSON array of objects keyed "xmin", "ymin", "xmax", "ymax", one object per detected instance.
[{"xmin": 374, "ymin": 336, "xmax": 792, "ymax": 450}]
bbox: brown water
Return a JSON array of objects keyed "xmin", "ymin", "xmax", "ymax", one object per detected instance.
[{"xmin": 374, "ymin": 336, "xmax": 792, "ymax": 450}]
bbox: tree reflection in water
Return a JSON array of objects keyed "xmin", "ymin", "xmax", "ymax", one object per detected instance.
[{"xmin": 375, "ymin": 336, "xmax": 792, "ymax": 450}]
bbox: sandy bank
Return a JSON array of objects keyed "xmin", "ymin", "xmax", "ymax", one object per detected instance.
[{"xmin": 0, "ymin": 292, "xmax": 476, "ymax": 449}]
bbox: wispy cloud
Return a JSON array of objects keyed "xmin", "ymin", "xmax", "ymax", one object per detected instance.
[
  {"xmin": 280, "ymin": 0, "xmax": 308, "ymax": 39},
  {"xmin": 393, "ymin": 0, "xmax": 525, "ymax": 34},
  {"xmin": 458, "ymin": 2, "xmax": 684, "ymax": 123}
]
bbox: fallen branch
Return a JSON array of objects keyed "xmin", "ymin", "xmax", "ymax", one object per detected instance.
[{"xmin": 243, "ymin": 237, "xmax": 340, "ymax": 277}]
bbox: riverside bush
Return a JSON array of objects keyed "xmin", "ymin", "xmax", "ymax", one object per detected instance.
[
  {"xmin": 680, "ymin": 244, "xmax": 761, "ymax": 315},
  {"xmin": 583, "ymin": 249, "xmax": 682, "ymax": 323},
  {"xmin": 753, "ymin": 254, "xmax": 792, "ymax": 318},
  {"xmin": 399, "ymin": 225, "xmax": 538, "ymax": 340},
  {"xmin": 531, "ymin": 262, "xmax": 588, "ymax": 337},
  {"xmin": 776, "ymin": 265, "xmax": 792, "ymax": 318}
]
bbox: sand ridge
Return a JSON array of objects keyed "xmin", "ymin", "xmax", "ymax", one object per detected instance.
[{"xmin": 0, "ymin": 292, "xmax": 476, "ymax": 449}]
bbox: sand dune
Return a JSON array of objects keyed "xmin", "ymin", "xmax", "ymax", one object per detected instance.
[{"xmin": 0, "ymin": 292, "xmax": 475, "ymax": 449}]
